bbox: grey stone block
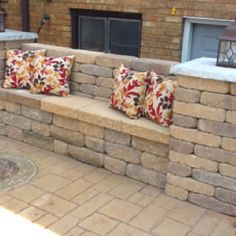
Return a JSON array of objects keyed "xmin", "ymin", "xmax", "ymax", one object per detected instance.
[
  {"xmin": 2, "ymin": 111, "xmax": 32, "ymax": 130},
  {"xmin": 69, "ymin": 145, "xmax": 104, "ymax": 167},
  {"xmin": 104, "ymin": 129, "xmax": 131, "ymax": 146},
  {"xmin": 198, "ymin": 119, "xmax": 236, "ymax": 138},
  {"xmin": 215, "ymin": 188, "xmax": 236, "ymax": 206},
  {"xmin": 132, "ymin": 136, "xmax": 169, "ymax": 157},
  {"xmin": 167, "ymin": 162, "xmax": 192, "ymax": 177},
  {"xmin": 22, "ymin": 106, "xmax": 52, "ymax": 123},
  {"xmin": 175, "ymin": 87, "xmax": 201, "ymax": 103},
  {"xmin": 194, "ymin": 145, "xmax": 236, "ymax": 166},
  {"xmin": 188, "ymin": 193, "xmax": 236, "ymax": 216},
  {"xmin": 23, "ymin": 131, "xmax": 54, "ymax": 151},
  {"xmin": 170, "ymin": 138, "xmax": 194, "ymax": 154},
  {"xmin": 192, "ymin": 169, "xmax": 236, "ymax": 192},
  {"xmin": 80, "ymin": 64, "xmax": 113, "ymax": 78},
  {"xmin": 85, "ymin": 136, "xmax": 104, "ymax": 153},
  {"xmin": 127, "ymin": 164, "xmax": 166, "ymax": 188},
  {"xmin": 104, "ymin": 156, "xmax": 127, "ymax": 175},
  {"xmin": 50, "ymin": 125, "xmax": 84, "ymax": 147},
  {"xmin": 173, "ymin": 114, "xmax": 197, "ymax": 128},
  {"xmin": 105, "ymin": 142, "xmax": 141, "ymax": 164}
]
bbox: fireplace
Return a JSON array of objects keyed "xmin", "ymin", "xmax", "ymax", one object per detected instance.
[{"xmin": 71, "ymin": 9, "xmax": 142, "ymax": 57}]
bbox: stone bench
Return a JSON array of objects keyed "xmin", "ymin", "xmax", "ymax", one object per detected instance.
[{"xmin": 0, "ymin": 88, "xmax": 170, "ymax": 188}]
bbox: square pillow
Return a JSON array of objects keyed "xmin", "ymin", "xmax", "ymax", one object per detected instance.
[
  {"xmin": 110, "ymin": 64, "xmax": 151, "ymax": 119},
  {"xmin": 30, "ymin": 55, "xmax": 75, "ymax": 96},
  {"xmin": 3, "ymin": 49, "xmax": 46, "ymax": 89},
  {"xmin": 144, "ymin": 79, "xmax": 178, "ymax": 126}
]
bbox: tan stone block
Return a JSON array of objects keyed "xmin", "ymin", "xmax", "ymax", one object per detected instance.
[
  {"xmin": 54, "ymin": 139, "xmax": 69, "ymax": 155},
  {"xmin": 167, "ymin": 173, "xmax": 215, "ymax": 196},
  {"xmin": 79, "ymin": 121, "xmax": 104, "ymax": 138},
  {"xmin": 5, "ymin": 101, "xmax": 21, "ymax": 114},
  {"xmin": 174, "ymin": 101, "xmax": 225, "ymax": 122},
  {"xmin": 169, "ymin": 150, "xmax": 218, "ymax": 172},
  {"xmin": 130, "ymin": 204, "xmax": 167, "ymax": 231},
  {"xmin": 9, "ymin": 184, "xmax": 45, "ymax": 203},
  {"xmin": 165, "ymin": 184, "xmax": 188, "ymax": 201},
  {"xmin": 226, "ymin": 111, "xmax": 236, "ymax": 125},
  {"xmin": 99, "ymin": 199, "xmax": 141, "ymax": 222},
  {"xmin": 104, "ymin": 156, "xmax": 127, "ymax": 175},
  {"xmin": 132, "ymin": 136, "xmax": 169, "ymax": 157},
  {"xmin": 177, "ymin": 76, "xmax": 229, "ymax": 94},
  {"xmin": 71, "ymin": 193, "xmax": 113, "ymax": 219},
  {"xmin": 72, "ymin": 188, "xmax": 98, "ymax": 205},
  {"xmin": 171, "ymin": 125, "xmax": 221, "ymax": 147},
  {"xmin": 35, "ymin": 214, "xmax": 58, "ymax": 228},
  {"xmin": 72, "ymin": 72, "xmax": 96, "ymax": 85},
  {"xmin": 221, "ymin": 137, "xmax": 236, "ymax": 152},
  {"xmin": 6, "ymin": 126, "xmax": 23, "ymax": 141},
  {"xmin": 19, "ymin": 206, "xmax": 46, "ymax": 222},
  {"xmin": 141, "ymin": 152, "xmax": 168, "ymax": 173},
  {"xmin": 201, "ymin": 92, "xmax": 236, "ymax": 111},
  {"xmin": 69, "ymin": 145, "xmax": 104, "ymax": 167},
  {"xmin": 32, "ymin": 120, "xmax": 50, "ymax": 136},
  {"xmin": 153, "ymin": 218, "xmax": 191, "ymax": 236},
  {"xmin": 78, "ymin": 101, "xmax": 123, "ymax": 131},
  {"xmin": 79, "ymin": 213, "xmax": 119, "ymax": 235},
  {"xmin": 32, "ymin": 193, "xmax": 76, "ymax": 217},
  {"xmin": 41, "ymin": 95, "xmax": 95, "ymax": 119},
  {"xmin": 56, "ymin": 179, "xmax": 92, "ymax": 200},
  {"xmin": 96, "ymin": 77, "xmax": 113, "ymax": 88},
  {"xmin": 48, "ymin": 215, "xmax": 78, "ymax": 235},
  {"xmin": 122, "ymin": 117, "xmax": 170, "ymax": 144},
  {"xmin": 53, "ymin": 115, "xmax": 80, "ymax": 131},
  {"xmin": 175, "ymin": 87, "xmax": 201, "ymax": 103},
  {"xmin": 64, "ymin": 227, "xmax": 84, "ymax": 236},
  {"xmin": 107, "ymin": 223, "xmax": 150, "ymax": 236},
  {"xmin": 32, "ymin": 174, "xmax": 70, "ymax": 192},
  {"xmin": 109, "ymin": 182, "xmax": 142, "ymax": 200},
  {"xmin": 96, "ymin": 53, "xmax": 133, "ymax": 68},
  {"xmin": 219, "ymin": 163, "xmax": 236, "ymax": 178},
  {"xmin": 7, "ymin": 89, "xmax": 45, "ymax": 108},
  {"xmin": 2, "ymin": 198, "xmax": 28, "ymax": 213},
  {"xmin": 230, "ymin": 83, "xmax": 236, "ymax": 95}
]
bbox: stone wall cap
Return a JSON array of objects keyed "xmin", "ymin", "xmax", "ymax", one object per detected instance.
[
  {"xmin": 171, "ymin": 57, "xmax": 236, "ymax": 83},
  {"xmin": 0, "ymin": 29, "xmax": 38, "ymax": 41}
]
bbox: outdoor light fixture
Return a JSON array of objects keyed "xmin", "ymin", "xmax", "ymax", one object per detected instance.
[
  {"xmin": 0, "ymin": 9, "xmax": 6, "ymax": 32},
  {"xmin": 217, "ymin": 21, "xmax": 236, "ymax": 68}
]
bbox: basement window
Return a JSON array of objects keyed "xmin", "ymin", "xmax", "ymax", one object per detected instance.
[{"xmin": 71, "ymin": 9, "xmax": 142, "ymax": 57}]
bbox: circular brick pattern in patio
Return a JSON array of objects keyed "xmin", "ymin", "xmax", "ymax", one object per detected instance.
[{"xmin": 0, "ymin": 154, "xmax": 37, "ymax": 192}]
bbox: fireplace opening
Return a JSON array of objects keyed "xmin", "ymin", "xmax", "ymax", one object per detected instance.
[{"xmin": 71, "ymin": 9, "xmax": 142, "ymax": 57}]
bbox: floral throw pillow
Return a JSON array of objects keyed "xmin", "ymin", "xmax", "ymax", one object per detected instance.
[
  {"xmin": 3, "ymin": 49, "xmax": 46, "ymax": 89},
  {"xmin": 144, "ymin": 79, "xmax": 178, "ymax": 126},
  {"xmin": 30, "ymin": 55, "xmax": 75, "ymax": 96},
  {"xmin": 110, "ymin": 64, "xmax": 151, "ymax": 119}
]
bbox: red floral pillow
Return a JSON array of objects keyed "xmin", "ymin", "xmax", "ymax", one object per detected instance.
[
  {"xmin": 110, "ymin": 65, "xmax": 152, "ymax": 119},
  {"xmin": 3, "ymin": 49, "xmax": 46, "ymax": 89},
  {"xmin": 30, "ymin": 55, "xmax": 75, "ymax": 96},
  {"xmin": 144, "ymin": 79, "xmax": 178, "ymax": 126}
]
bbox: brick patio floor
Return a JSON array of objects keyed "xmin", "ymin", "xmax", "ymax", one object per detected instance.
[{"xmin": 0, "ymin": 136, "xmax": 235, "ymax": 236}]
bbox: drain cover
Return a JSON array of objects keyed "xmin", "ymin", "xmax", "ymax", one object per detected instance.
[
  {"xmin": 0, "ymin": 159, "xmax": 19, "ymax": 180},
  {"xmin": 0, "ymin": 154, "xmax": 37, "ymax": 192}
]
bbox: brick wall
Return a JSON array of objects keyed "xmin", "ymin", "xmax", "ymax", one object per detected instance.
[{"xmin": 4, "ymin": 0, "xmax": 236, "ymax": 61}]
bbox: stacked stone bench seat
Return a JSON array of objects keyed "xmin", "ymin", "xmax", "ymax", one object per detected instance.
[
  {"xmin": 0, "ymin": 88, "xmax": 170, "ymax": 189},
  {"xmin": 0, "ymin": 43, "xmax": 176, "ymax": 189}
]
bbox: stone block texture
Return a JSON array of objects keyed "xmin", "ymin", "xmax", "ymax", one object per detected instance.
[{"xmin": 166, "ymin": 75, "xmax": 236, "ymax": 216}]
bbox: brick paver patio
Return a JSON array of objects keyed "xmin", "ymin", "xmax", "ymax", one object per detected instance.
[{"xmin": 0, "ymin": 136, "xmax": 235, "ymax": 236}]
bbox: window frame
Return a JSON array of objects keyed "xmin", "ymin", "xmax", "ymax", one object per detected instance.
[{"xmin": 70, "ymin": 9, "xmax": 142, "ymax": 56}]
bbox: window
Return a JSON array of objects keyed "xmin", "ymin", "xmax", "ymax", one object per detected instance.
[
  {"xmin": 71, "ymin": 9, "xmax": 142, "ymax": 57},
  {"xmin": 181, "ymin": 17, "xmax": 233, "ymax": 62}
]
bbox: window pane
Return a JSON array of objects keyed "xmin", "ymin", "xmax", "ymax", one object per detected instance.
[
  {"xmin": 109, "ymin": 19, "xmax": 140, "ymax": 56},
  {"xmin": 79, "ymin": 17, "xmax": 106, "ymax": 52}
]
